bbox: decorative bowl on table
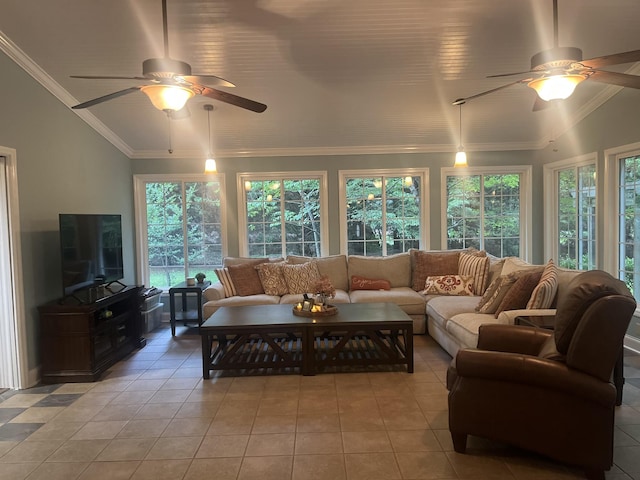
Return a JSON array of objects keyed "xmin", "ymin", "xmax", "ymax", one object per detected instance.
[{"xmin": 292, "ymin": 304, "xmax": 338, "ymax": 317}]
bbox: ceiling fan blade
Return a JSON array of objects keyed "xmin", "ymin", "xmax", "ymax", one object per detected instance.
[
  {"xmin": 201, "ymin": 86, "xmax": 267, "ymax": 113},
  {"xmin": 588, "ymin": 70, "xmax": 640, "ymax": 89},
  {"xmin": 487, "ymin": 70, "xmax": 535, "ymax": 79},
  {"xmin": 183, "ymin": 75, "xmax": 235, "ymax": 88},
  {"xmin": 582, "ymin": 49, "xmax": 640, "ymax": 69},
  {"xmin": 71, "ymin": 86, "xmax": 142, "ymax": 109},
  {"xmin": 452, "ymin": 79, "xmax": 527, "ymax": 105},
  {"xmin": 71, "ymin": 75, "xmax": 148, "ymax": 80}
]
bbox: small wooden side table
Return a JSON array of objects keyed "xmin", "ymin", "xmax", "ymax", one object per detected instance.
[
  {"xmin": 515, "ymin": 314, "xmax": 625, "ymax": 406},
  {"xmin": 169, "ymin": 280, "xmax": 211, "ymax": 336}
]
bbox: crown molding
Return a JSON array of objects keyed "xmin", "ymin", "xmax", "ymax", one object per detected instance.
[{"xmin": 0, "ymin": 29, "xmax": 133, "ymax": 157}]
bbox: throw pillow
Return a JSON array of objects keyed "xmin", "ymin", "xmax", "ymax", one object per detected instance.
[
  {"xmin": 422, "ymin": 274, "xmax": 474, "ymax": 296},
  {"xmin": 409, "ymin": 250, "xmax": 460, "ymax": 291},
  {"xmin": 458, "ymin": 252, "xmax": 490, "ymax": 295},
  {"xmin": 350, "ymin": 275, "xmax": 391, "ymax": 291},
  {"xmin": 254, "ymin": 262, "xmax": 288, "ymax": 296},
  {"xmin": 227, "ymin": 261, "xmax": 267, "ymax": 296},
  {"xmin": 214, "ymin": 267, "xmax": 237, "ymax": 297},
  {"xmin": 494, "ymin": 270, "xmax": 543, "ymax": 318},
  {"xmin": 476, "ymin": 273, "xmax": 519, "ymax": 314},
  {"xmin": 282, "ymin": 261, "xmax": 321, "ymax": 294},
  {"xmin": 526, "ymin": 259, "xmax": 559, "ymax": 309}
]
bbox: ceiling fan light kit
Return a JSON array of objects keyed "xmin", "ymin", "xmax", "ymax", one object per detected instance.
[
  {"xmin": 140, "ymin": 84, "xmax": 194, "ymax": 112},
  {"xmin": 528, "ymin": 74, "xmax": 587, "ymax": 101},
  {"xmin": 70, "ymin": 0, "xmax": 266, "ymax": 114}
]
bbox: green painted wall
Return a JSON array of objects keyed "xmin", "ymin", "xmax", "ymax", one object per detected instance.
[{"xmin": 0, "ymin": 51, "xmax": 134, "ymax": 372}]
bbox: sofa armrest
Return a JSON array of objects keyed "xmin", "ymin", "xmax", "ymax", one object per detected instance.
[
  {"xmin": 476, "ymin": 324, "xmax": 552, "ymax": 355},
  {"xmin": 203, "ymin": 283, "xmax": 226, "ymax": 302},
  {"xmin": 496, "ymin": 308, "xmax": 556, "ymax": 325}
]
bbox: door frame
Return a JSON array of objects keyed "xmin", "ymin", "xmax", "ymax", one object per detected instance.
[{"xmin": 0, "ymin": 146, "xmax": 28, "ymax": 389}]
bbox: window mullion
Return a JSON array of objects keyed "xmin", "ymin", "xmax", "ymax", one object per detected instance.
[{"xmin": 181, "ymin": 181, "xmax": 189, "ymax": 279}]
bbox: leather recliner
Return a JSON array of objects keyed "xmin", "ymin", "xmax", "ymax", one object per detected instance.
[{"xmin": 446, "ymin": 270, "xmax": 636, "ymax": 480}]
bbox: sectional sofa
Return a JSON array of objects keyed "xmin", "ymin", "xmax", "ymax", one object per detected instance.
[{"xmin": 202, "ymin": 250, "xmax": 574, "ymax": 355}]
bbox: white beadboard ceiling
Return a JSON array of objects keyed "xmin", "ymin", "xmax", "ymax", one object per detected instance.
[{"xmin": 1, "ymin": 0, "xmax": 639, "ymax": 159}]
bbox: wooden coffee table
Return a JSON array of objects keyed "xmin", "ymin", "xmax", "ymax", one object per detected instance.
[{"xmin": 200, "ymin": 303, "xmax": 413, "ymax": 378}]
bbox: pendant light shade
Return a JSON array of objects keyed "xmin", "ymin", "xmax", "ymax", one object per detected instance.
[
  {"xmin": 203, "ymin": 104, "xmax": 216, "ymax": 173},
  {"xmin": 454, "ymin": 102, "xmax": 468, "ymax": 168}
]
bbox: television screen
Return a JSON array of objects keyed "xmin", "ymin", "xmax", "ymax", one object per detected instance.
[{"xmin": 59, "ymin": 214, "xmax": 124, "ymax": 296}]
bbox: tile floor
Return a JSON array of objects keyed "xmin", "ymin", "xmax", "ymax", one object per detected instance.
[{"xmin": 1, "ymin": 325, "xmax": 640, "ymax": 480}]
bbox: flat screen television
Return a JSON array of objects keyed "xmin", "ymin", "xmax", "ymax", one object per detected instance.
[{"xmin": 59, "ymin": 214, "xmax": 124, "ymax": 297}]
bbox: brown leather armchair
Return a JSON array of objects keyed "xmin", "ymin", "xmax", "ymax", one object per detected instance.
[{"xmin": 446, "ymin": 270, "xmax": 636, "ymax": 480}]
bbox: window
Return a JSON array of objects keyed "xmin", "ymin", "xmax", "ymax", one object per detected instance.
[
  {"xmin": 238, "ymin": 172, "xmax": 328, "ymax": 258},
  {"xmin": 134, "ymin": 175, "xmax": 226, "ymax": 290},
  {"xmin": 616, "ymin": 153, "xmax": 640, "ymax": 298},
  {"xmin": 339, "ymin": 169, "xmax": 428, "ymax": 256},
  {"xmin": 443, "ymin": 166, "xmax": 531, "ymax": 259},
  {"xmin": 543, "ymin": 154, "xmax": 597, "ymax": 270}
]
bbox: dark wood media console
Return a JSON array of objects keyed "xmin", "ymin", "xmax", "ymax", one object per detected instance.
[{"xmin": 38, "ymin": 285, "xmax": 145, "ymax": 383}]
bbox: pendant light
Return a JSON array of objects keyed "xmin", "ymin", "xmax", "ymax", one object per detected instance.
[
  {"xmin": 203, "ymin": 104, "xmax": 217, "ymax": 173},
  {"xmin": 454, "ymin": 101, "xmax": 468, "ymax": 168}
]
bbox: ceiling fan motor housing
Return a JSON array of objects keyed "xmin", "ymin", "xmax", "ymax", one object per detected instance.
[
  {"xmin": 531, "ymin": 46, "xmax": 583, "ymax": 71},
  {"xmin": 143, "ymin": 58, "xmax": 192, "ymax": 78}
]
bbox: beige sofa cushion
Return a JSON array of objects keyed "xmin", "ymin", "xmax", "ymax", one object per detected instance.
[
  {"xmin": 347, "ymin": 252, "xmax": 410, "ymax": 288},
  {"xmin": 286, "ymin": 255, "xmax": 349, "ymax": 291},
  {"xmin": 426, "ymin": 295, "xmax": 481, "ymax": 330},
  {"xmin": 445, "ymin": 312, "xmax": 508, "ymax": 350},
  {"xmin": 348, "ymin": 287, "xmax": 425, "ymax": 315}
]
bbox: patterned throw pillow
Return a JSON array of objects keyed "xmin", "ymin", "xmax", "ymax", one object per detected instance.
[
  {"xmin": 476, "ymin": 273, "xmax": 519, "ymax": 314},
  {"xmin": 422, "ymin": 275, "xmax": 474, "ymax": 296},
  {"xmin": 526, "ymin": 259, "xmax": 559, "ymax": 309},
  {"xmin": 350, "ymin": 275, "xmax": 391, "ymax": 291},
  {"xmin": 214, "ymin": 267, "xmax": 237, "ymax": 297},
  {"xmin": 458, "ymin": 252, "xmax": 490, "ymax": 295},
  {"xmin": 254, "ymin": 262, "xmax": 288, "ymax": 296},
  {"xmin": 281, "ymin": 261, "xmax": 321, "ymax": 294},
  {"xmin": 494, "ymin": 270, "xmax": 543, "ymax": 317}
]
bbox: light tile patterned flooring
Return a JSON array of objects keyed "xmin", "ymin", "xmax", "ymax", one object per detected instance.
[{"xmin": 1, "ymin": 325, "xmax": 640, "ymax": 479}]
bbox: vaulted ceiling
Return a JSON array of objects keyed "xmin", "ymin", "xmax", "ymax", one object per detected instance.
[{"xmin": 1, "ymin": 0, "xmax": 639, "ymax": 159}]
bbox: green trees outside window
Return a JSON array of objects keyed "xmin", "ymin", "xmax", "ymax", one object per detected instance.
[
  {"xmin": 446, "ymin": 173, "xmax": 521, "ymax": 257},
  {"xmin": 344, "ymin": 175, "xmax": 421, "ymax": 256},
  {"xmin": 557, "ymin": 164, "xmax": 596, "ymax": 270},
  {"xmin": 244, "ymin": 178, "xmax": 322, "ymax": 258},
  {"xmin": 145, "ymin": 180, "xmax": 223, "ymax": 289},
  {"xmin": 618, "ymin": 155, "xmax": 640, "ymax": 298}
]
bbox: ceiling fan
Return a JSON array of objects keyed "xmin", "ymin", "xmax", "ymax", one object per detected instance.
[
  {"xmin": 453, "ymin": 0, "xmax": 640, "ymax": 110},
  {"xmin": 70, "ymin": 0, "xmax": 267, "ymax": 114}
]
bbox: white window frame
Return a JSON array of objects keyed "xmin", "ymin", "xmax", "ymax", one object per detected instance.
[
  {"xmin": 237, "ymin": 171, "xmax": 329, "ymax": 258},
  {"xmin": 441, "ymin": 165, "xmax": 532, "ymax": 260},
  {"xmin": 133, "ymin": 173, "xmax": 228, "ymax": 288},
  {"xmin": 604, "ymin": 141, "xmax": 640, "ymax": 278},
  {"xmin": 543, "ymin": 153, "xmax": 598, "ymax": 267},
  {"xmin": 338, "ymin": 168, "xmax": 430, "ymax": 255}
]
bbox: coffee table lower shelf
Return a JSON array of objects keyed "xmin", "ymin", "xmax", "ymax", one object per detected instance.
[{"xmin": 200, "ymin": 303, "xmax": 413, "ymax": 378}]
